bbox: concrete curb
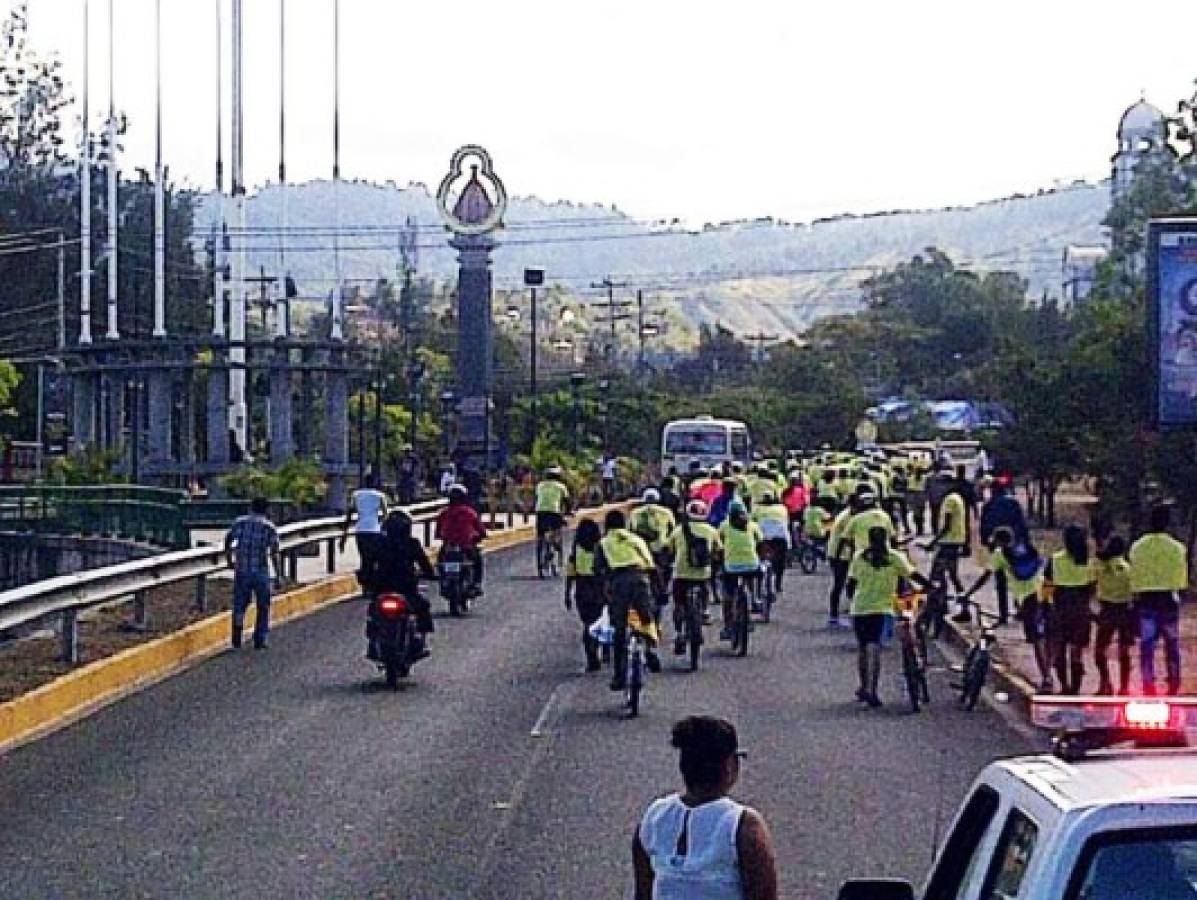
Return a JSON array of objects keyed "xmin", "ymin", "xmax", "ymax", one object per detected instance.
[{"xmin": 0, "ymin": 502, "xmax": 629, "ymax": 756}]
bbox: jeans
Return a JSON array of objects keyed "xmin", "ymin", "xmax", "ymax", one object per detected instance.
[
  {"xmin": 1139, "ymin": 601, "xmax": 1182, "ymax": 694},
  {"xmin": 232, "ymin": 570, "xmax": 273, "ymax": 646}
]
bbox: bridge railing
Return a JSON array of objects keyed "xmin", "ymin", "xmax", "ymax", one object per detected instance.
[
  {"xmin": 0, "ymin": 485, "xmax": 190, "ymax": 550},
  {"xmin": 0, "ymin": 498, "xmax": 450, "ymax": 666}
]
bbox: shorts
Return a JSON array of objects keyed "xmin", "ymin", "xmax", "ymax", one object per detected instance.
[
  {"xmin": 1015, "ymin": 594, "xmax": 1047, "ymax": 642},
  {"xmin": 1051, "ymin": 589, "xmax": 1093, "ymax": 648},
  {"xmin": 853, "ymin": 613, "xmax": 887, "ymax": 647},
  {"xmin": 536, "ymin": 511, "xmax": 565, "ymax": 535}
]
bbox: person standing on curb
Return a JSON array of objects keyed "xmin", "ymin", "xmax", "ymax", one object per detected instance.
[
  {"xmin": 340, "ymin": 473, "xmax": 388, "ymax": 574},
  {"xmin": 1094, "ymin": 535, "xmax": 1135, "ymax": 696},
  {"xmin": 633, "ymin": 716, "xmax": 778, "ymax": 900},
  {"xmin": 224, "ymin": 497, "xmax": 284, "ymax": 650},
  {"xmin": 1129, "ymin": 505, "xmax": 1188, "ymax": 696},
  {"xmin": 1043, "ymin": 525, "xmax": 1096, "ymax": 695},
  {"xmin": 978, "ymin": 475, "xmax": 1028, "ymax": 625}
]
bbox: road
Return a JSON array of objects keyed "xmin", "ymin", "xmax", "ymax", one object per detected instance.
[{"xmin": 0, "ymin": 544, "xmax": 1030, "ymax": 899}]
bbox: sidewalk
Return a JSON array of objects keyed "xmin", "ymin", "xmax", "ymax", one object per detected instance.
[{"xmin": 912, "ymin": 540, "xmax": 1197, "ymax": 698}]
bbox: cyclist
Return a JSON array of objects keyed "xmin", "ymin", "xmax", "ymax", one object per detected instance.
[
  {"xmin": 535, "ymin": 465, "xmax": 572, "ymax": 560},
  {"xmin": 843, "ymin": 489, "xmax": 894, "ymax": 560},
  {"xmin": 434, "ymin": 484, "xmax": 487, "ymax": 595},
  {"xmin": 1093, "ymin": 535, "xmax": 1134, "ymax": 696},
  {"xmin": 846, "ymin": 525, "xmax": 931, "ymax": 708},
  {"xmin": 658, "ymin": 475, "xmax": 683, "ymax": 519},
  {"xmin": 565, "ymin": 517, "xmax": 606, "ymax": 673},
  {"xmin": 801, "ymin": 501, "xmax": 831, "ymax": 555},
  {"xmin": 752, "ymin": 491, "xmax": 791, "ymax": 594},
  {"xmin": 717, "ymin": 500, "xmax": 763, "ymax": 641},
  {"xmin": 667, "ymin": 500, "xmax": 722, "ymax": 657},
  {"xmin": 630, "ymin": 488, "xmax": 678, "ymax": 612},
  {"xmin": 907, "ymin": 454, "xmax": 930, "ymax": 536},
  {"xmin": 707, "ymin": 478, "xmax": 739, "ymax": 528},
  {"xmin": 1043, "ymin": 524, "xmax": 1096, "ymax": 695},
  {"xmin": 595, "ymin": 509, "xmax": 662, "ymax": 691},
  {"xmin": 814, "ymin": 469, "xmax": 839, "ymax": 513},
  {"xmin": 961, "ymin": 526, "xmax": 1049, "ymax": 691}
]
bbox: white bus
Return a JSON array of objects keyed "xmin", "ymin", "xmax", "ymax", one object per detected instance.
[{"xmin": 661, "ymin": 416, "xmax": 752, "ymax": 474}]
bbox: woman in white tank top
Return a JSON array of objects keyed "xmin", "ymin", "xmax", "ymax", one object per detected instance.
[{"xmin": 633, "ymin": 716, "xmax": 778, "ymax": 900}]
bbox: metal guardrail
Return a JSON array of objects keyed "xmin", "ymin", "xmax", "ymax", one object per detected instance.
[
  {"xmin": 0, "ymin": 498, "xmax": 453, "ymax": 666},
  {"xmin": 0, "ymin": 487, "xmax": 190, "ymax": 550}
]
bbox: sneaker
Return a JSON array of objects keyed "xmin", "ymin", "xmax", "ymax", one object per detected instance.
[
  {"xmin": 1039, "ymin": 678, "xmax": 1054, "ymax": 694},
  {"xmin": 673, "ymin": 636, "xmax": 687, "ymax": 656},
  {"xmin": 646, "ymin": 652, "xmax": 662, "ymax": 674},
  {"xmin": 827, "ymin": 617, "xmax": 840, "ymax": 630},
  {"xmin": 838, "ymin": 616, "xmax": 852, "ymax": 629},
  {"xmin": 231, "ymin": 631, "xmax": 242, "ymax": 649},
  {"xmin": 412, "ymin": 648, "xmax": 431, "ymax": 662},
  {"xmin": 253, "ymin": 641, "xmax": 267, "ymax": 651},
  {"xmin": 855, "ymin": 687, "xmax": 870, "ymax": 703},
  {"xmin": 585, "ymin": 658, "xmax": 602, "ymax": 673},
  {"xmin": 609, "ymin": 679, "xmax": 626, "ymax": 692},
  {"xmin": 866, "ymin": 693, "xmax": 883, "ymax": 709}
]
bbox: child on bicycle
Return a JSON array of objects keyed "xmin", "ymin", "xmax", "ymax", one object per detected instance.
[
  {"xmin": 717, "ymin": 500, "xmax": 762, "ymax": 642},
  {"xmin": 961, "ymin": 526, "xmax": 1050, "ymax": 692}
]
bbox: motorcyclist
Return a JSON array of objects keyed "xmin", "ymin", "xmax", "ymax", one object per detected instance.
[
  {"xmin": 435, "ymin": 484, "xmax": 487, "ymax": 595},
  {"xmin": 363, "ymin": 509, "xmax": 436, "ymax": 660},
  {"xmin": 595, "ymin": 509, "xmax": 662, "ymax": 691}
]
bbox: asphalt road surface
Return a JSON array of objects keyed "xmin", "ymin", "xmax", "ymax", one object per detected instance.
[{"xmin": 0, "ymin": 545, "xmax": 1029, "ymax": 899}]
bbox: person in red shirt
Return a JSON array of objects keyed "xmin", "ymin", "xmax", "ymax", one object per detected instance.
[
  {"xmin": 436, "ymin": 485, "xmax": 488, "ymax": 593},
  {"xmin": 781, "ymin": 472, "xmax": 809, "ymax": 547}
]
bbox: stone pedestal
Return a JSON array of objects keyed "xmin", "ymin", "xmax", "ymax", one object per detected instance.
[
  {"xmin": 101, "ymin": 372, "xmax": 125, "ymax": 453},
  {"xmin": 451, "ymin": 234, "xmax": 495, "ymax": 466},
  {"xmin": 324, "ymin": 354, "xmax": 349, "ymax": 511},
  {"xmin": 72, "ymin": 373, "xmax": 96, "ymax": 455},
  {"xmin": 146, "ymin": 369, "xmax": 172, "ymax": 467},
  {"xmin": 270, "ymin": 351, "xmax": 294, "ymax": 464},
  {"xmin": 206, "ymin": 365, "xmax": 230, "ymax": 470}
]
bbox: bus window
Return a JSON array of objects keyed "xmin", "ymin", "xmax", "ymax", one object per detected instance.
[{"xmin": 665, "ymin": 430, "xmax": 728, "ymax": 456}]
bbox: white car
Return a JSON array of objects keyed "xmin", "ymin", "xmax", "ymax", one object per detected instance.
[{"xmin": 839, "ymin": 697, "xmax": 1197, "ymax": 900}]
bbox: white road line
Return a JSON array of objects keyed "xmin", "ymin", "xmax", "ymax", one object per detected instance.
[{"xmin": 530, "ymin": 681, "xmax": 567, "ymax": 738}]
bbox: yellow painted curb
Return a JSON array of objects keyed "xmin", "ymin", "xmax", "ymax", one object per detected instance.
[{"xmin": 0, "ymin": 503, "xmax": 629, "ymax": 755}]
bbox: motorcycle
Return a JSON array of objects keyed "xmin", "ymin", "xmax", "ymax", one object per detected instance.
[
  {"xmin": 365, "ymin": 591, "xmax": 427, "ymax": 688},
  {"xmin": 438, "ymin": 544, "xmax": 476, "ymax": 617}
]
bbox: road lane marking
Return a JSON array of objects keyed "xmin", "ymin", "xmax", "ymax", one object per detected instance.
[{"xmin": 530, "ymin": 682, "xmax": 567, "ymax": 738}]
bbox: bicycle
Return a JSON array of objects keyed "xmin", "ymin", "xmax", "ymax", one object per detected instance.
[
  {"xmin": 755, "ymin": 556, "xmax": 776, "ymax": 624},
  {"xmin": 625, "ymin": 611, "xmax": 654, "ymax": 717},
  {"xmin": 678, "ymin": 581, "xmax": 706, "ymax": 672},
  {"xmin": 725, "ymin": 572, "xmax": 753, "ymax": 657},
  {"xmin": 918, "ymin": 567, "xmax": 951, "ymax": 640},
  {"xmin": 895, "ymin": 591, "xmax": 932, "ymax": 713},
  {"xmin": 951, "ymin": 597, "xmax": 1000, "ymax": 711},
  {"xmin": 536, "ymin": 528, "xmax": 561, "ymax": 579},
  {"xmin": 791, "ymin": 527, "xmax": 825, "ymax": 575}
]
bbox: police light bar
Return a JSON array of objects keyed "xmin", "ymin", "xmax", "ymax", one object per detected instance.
[{"xmin": 1031, "ymin": 696, "xmax": 1197, "ymax": 735}]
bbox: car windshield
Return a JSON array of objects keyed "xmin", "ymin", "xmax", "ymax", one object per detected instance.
[
  {"xmin": 666, "ymin": 429, "xmax": 728, "ymax": 456},
  {"xmin": 1072, "ymin": 828, "xmax": 1197, "ymax": 900}
]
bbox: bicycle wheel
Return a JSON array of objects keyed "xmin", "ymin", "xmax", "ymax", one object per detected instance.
[
  {"xmin": 760, "ymin": 575, "xmax": 774, "ymax": 624},
  {"xmin": 686, "ymin": 591, "xmax": 703, "ymax": 672},
  {"xmin": 798, "ymin": 544, "xmax": 818, "ymax": 575},
  {"xmin": 626, "ymin": 650, "xmax": 644, "ymax": 717},
  {"xmin": 736, "ymin": 588, "xmax": 749, "ymax": 657},
  {"xmin": 536, "ymin": 535, "xmax": 547, "ymax": 579},
  {"xmin": 901, "ymin": 643, "xmax": 922, "ymax": 714},
  {"xmin": 961, "ymin": 649, "xmax": 989, "ymax": 711}
]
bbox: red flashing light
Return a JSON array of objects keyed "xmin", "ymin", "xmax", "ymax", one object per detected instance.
[
  {"xmin": 1122, "ymin": 701, "xmax": 1174, "ymax": 730},
  {"xmin": 378, "ymin": 594, "xmax": 408, "ymax": 617}
]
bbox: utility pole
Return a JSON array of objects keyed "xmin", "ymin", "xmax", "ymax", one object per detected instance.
[
  {"xmin": 589, "ymin": 277, "xmax": 631, "ymax": 368},
  {"xmin": 152, "ymin": 0, "xmax": 166, "ymax": 339},
  {"xmin": 743, "ymin": 331, "xmax": 780, "ymax": 363},
  {"xmin": 104, "ymin": 0, "xmax": 118, "ymax": 341},
  {"xmin": 245, "ymin": 266, "xmax": 279, "ymax": 332},
  {"xmin": 56, "ymin": 230, "xmax": 65, "ymax": 350},
  {"xmin": 79, "ymin": 0, "xmax": 91, "ymax": 346}
]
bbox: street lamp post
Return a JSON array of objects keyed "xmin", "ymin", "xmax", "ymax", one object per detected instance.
[
  {"xmin": 570, "ymin": 372, "xmax": 585, "ymax": 455},
  {"xmin": 406, "ymin": 359, "xmax": 426, "ymax": 456},
  {"xmin": 524, "ymin": 267, "xmax": 544, "ymax": 452}
]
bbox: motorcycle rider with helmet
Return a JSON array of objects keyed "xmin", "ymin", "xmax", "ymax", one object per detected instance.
[
  {"xmin": 435, "ymin": 484, "xmax": 487, "ymax": 595},
  {"xmin": 362, "ymin": 508, "xmax": 436, "ymax": 660}
]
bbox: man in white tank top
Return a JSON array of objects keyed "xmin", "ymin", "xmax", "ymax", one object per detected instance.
[{"xmin": 633, "ymin": 716, "xmax": 778, "ymax": 900}]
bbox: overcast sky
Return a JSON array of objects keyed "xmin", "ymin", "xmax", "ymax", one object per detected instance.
[{"xmin": 25, "ymin": 0, "xmax": 1197, "ymax": 225}]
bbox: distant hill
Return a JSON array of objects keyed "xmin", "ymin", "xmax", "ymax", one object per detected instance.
[{"xmin": 195, "ymin": 178, "xmax": 1108, "ymax": 341}]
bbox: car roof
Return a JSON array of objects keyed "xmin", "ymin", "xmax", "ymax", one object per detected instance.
[{"xmin": 996, "ymin": 752, "xmax": 1197, "ymax": 810}]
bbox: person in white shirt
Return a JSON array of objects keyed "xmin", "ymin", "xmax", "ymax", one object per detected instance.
[
  {"xmin": 634, "ymin": 716, "xmax": 778, "ymax": 900},
  {"xmin": 602, "ymin": 455, "xmax": 619, "ymax": 502},
  {"xmin": 340, "ymin": 474, "xmax": 389, "ymax": 572}
]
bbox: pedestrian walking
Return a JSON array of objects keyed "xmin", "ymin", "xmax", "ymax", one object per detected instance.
[
  {"xmin": 633, "ymin": 716, "xmax": 778, "ymax": 900},
  {"xmin": 224, "ymin": 496, "xmax": 284, "ymax": 650},
  {"xmin": 602, "ymin": 455, "xmax": 619, "ymax": 502},
  {"xmin": 1094, "ymin": 535, "xmax": 1135, "ymax": 696},
  {"xmin": 565, "ymin": 517, "xmax": 606, "ymax": 673},
  {"xmin": 1129, "ymin": 505, "xmax": 1188, "ymax": 696},
  {"xmin": 1043, "ymin": 525, "xmax": 1096, "ymax": 695},
  {"xmin": 341, "ymin": 473, "xmax": 388, "ymax": 572},
  {"xmin": 978, "ymin": 475, "xmax": 1029, "ymax": 625}
]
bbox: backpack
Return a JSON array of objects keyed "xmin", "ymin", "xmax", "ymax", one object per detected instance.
[
  {"xmin": 1008, "ymin": 543, "xmax": 1042, "ymax": 581},
  {"xmin": 682, "ymin": 518, "xmax": 712, "ymax": 569}
]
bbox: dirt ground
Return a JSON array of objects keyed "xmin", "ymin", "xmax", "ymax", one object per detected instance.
[{"xmin": 0, "ymin": 579, "xmax": 233, "ymax": 703}]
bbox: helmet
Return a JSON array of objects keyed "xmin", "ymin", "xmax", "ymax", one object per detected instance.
[
  {"xmin": 857, "ymin": 490, "xmax": 877, "ymax": 506},
  {"xmin": 546, "ymin": 466, "xmax": 563, "ymax": 477},
  {"xmin": 731, "ymin": 462, "xmax": 745, "ymax": 474},
  {"xmin": 686, "ymin": 499, "xmax": 709, "ymax": 519},
  {"xmin": 788, "ymin": 471, "xmax": 802, "ymax": 484},
  {"xmin": 642, "ymin": 487, "xmax": 661, "ymax": 504},
  {"xmin": 448, "ymin": 484, "xmax": 468, "ymax": 502}
]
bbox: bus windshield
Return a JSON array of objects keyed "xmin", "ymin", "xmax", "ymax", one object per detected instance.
[{"xmin": 665, "ymin": 429, "xmax": 729, "ymax": 456}]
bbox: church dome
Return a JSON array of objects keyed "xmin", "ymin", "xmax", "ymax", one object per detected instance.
[{"xmin": 1118, "ymin": 99, "xmax": 1167, "ymax": 139}]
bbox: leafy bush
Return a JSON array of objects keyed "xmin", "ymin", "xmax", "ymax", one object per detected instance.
[{"xmin": 220, "ymin": 457, "xmax": 327, "ymax": 509}]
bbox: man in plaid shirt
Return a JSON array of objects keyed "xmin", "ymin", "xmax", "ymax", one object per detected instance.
[{"xmin": 224, "ymin": 497, "xmax": 284, "ymax": 649}]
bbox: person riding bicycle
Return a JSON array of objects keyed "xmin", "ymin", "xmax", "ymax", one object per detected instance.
[
  {"xmin": 801, "ymin": 501, "xmax": 831, "ymax": 549},
  {"xmin": 752, "ymin": 491, "xmax": 790, "ymax": 594},
  {"xmin": 717, "ymin": 500, "xmax": 763, "ymax": 641},
  {"xmin": 707, "ymin": 478, "xmax": 739, "ymax": 528},
  {"xmin": 781, "ymin": 472, "xmax": 808, "ymax": 522},
  {"xmin": 846, "ymin": 525, "xmax": 931, "ymax": 708},
  {"xmin": 435, "ymin": 484, "xmax": 487, "ymax": 595},
  {"xmin": 535, "ymin": 465, "xmax": 572, "ymax": 556},
  {"xmin": 667, "ymin": 500, "xmax": 723, "ymax": 658},
  {"xmin": 595, "ymin": 509, "xmax": 662, "ymax": 691},
  {"xmin": 631, "ymin": 487, "xmax": 677, "ymax": 614}
]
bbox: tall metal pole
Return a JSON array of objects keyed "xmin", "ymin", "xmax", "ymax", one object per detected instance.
[
  {"xmin": 35, "ymin": 362, "xmax": 44, "ymax": 479},
  {"xmin": 57, "ymin": 230, "xmax": 66, "ymax": 350},
  {"xmin": 229, "ymin": 0, "xmax": 247, "ymax": 451},
  {"xmin": 276, "ymin": 0, "xmax": 288, "ymax": 339},
  {"xmin": 374, "ymin": 366, "xmax": 384, "ymax": 477},
  {"xmin": 79, "ymin": 0, "xmax": 92, "ymax": 345},
  {"xmin": 104, "ymin": 0, "xmax": 118, "ymax": 340},
  {"xmin": 152, "ymin": 0, "xmax": 166, "ymax": 338},
  {"xmin": 529, "ymin": 286, "xmax": 538, "ymax": 450},
  {"xmin": 330, "ymin": 0, "xmax": 343, "ymax": 341},
  {"xmin": 211, "ymin": 0, "xmax": 225, "ymax": 338}
]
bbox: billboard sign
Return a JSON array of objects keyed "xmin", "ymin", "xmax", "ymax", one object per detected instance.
[{"xmin": 1149, "ymin": 219, "xmax": 1197, "ymax": 427}]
